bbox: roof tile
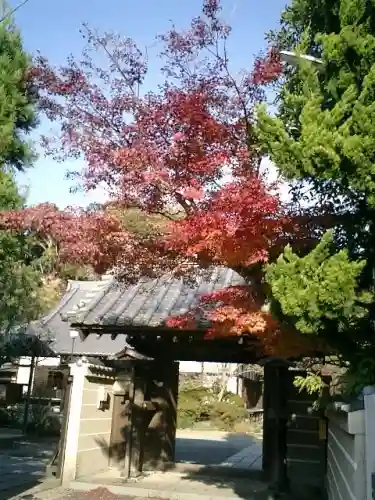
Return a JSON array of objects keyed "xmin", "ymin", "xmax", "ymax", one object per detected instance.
[
  {"xmin": 28, "ymin": 280, "xmax": 127, "ymax": 356},
  {"xmin": 71, "ymin": 267, "xmax": 246, "ymax": 329}
]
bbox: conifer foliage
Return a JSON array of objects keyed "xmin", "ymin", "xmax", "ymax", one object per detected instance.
[
  {"xmin": 0, "ymin": 13, "xmax": 37, "ymax": 170},
  {"xmin": 0, "ymin": 12, "xmax": 43, "ymax": 363},
  {"xmin": 257, "ymin": 0, "xmax": 375, "ymax": 369}
]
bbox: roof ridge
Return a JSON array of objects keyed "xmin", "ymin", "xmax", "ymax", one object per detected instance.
[
  {"xmin": 63, "ymin": 275, "xmax": 116, "ymax": 323},
  {"xmin": 42, "ymin": 283, "xmax": 81, "ymax": 325}
]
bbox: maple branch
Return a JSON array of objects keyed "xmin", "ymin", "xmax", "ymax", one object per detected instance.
[
  {"xmin": 152, "ymin": 211, "xmax": 176, "ymax": 221},
  {"xmin": 221, "ymin": 39, "xmax": 258, "ymax": 170},
  {"xmin": 175, "ymin": 192, "xmax": 194, "ymax": 215},
  {"xmin": 81, "ymin": 24, "xmax": 143, "ymax": 95},
  {"xmin": 16, "ymin": 0, "xmax": 313, "ymax": 358},
  {"xmin": 77, "ymin": 93, "xmax": 125, "ymax": 145}
]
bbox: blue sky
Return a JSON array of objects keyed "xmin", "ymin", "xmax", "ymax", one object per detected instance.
[{"xmin": 11, "ymin": 0, "xmax": 288, "ymax": 208}]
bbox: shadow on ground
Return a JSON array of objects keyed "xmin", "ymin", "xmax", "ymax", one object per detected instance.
[
  {"xmin": 175, "ymin": 431, "xmax": 257, "ymax": 465},
  {"xmin": 172, "ymin": 432, "xmax": 323, "ymax": 499},
  {"xmin": 88, "ymin": 431, "xmax": 323, "ymax": 500},
  {"xmin": 0, "ymin": 436, "xmax": 58, "ymax": 499},
  {"xmin": 179, "ymin": 467, "xmax": 269, "ymax": 499},
  {"xmin": 82, "ymin": 432, "xmax": 269, "ymax": 499},
  {"xmin": 1, "ymin": 479, "xmax": 42, "ymax": 500},
  {"xmin": 179, "ymin": 468, "xmax": 323, "ymax": 500}
]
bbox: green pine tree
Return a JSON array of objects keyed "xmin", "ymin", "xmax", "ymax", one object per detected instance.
[
  {"xmin": 0, "ymin": 169, "xmax": 45, "ymax": 366},
  {"xmin": 0, "ymin": 12, "xmax": 42, "ymax": 365},
  {"xmin": 0, "ymin": 8, "xmax": 38, "ymax": 171},
  {"xmin": 257, "ymin": 0, "xmax": 375, "ymax": 384}
]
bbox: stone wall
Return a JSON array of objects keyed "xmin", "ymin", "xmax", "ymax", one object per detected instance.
[{"xmin": 75, "ymin": 374, "xmax": 114, "ymax": 478}]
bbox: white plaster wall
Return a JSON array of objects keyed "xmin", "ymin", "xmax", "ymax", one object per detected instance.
[
  {"xmin": 364, "ymin": 390, "xmax": 375, "ymax": 500},
  {"xmin": 16, "ymin": 356, "xmax": 60, "ymax": 385},
  {"xmin": 179, "ymin": 361, "xmax": 204, "ymax": 374},
  {"xmin": 226, "ymin": 375, "xmax": 240, "ymax": 394},
  {"xmin": 179, "ymin": 361, "xmax": 238, "ymax": 375},
  {"xmin": 179, "ymin": 361, "xmax": 240, "ymax": 394}
]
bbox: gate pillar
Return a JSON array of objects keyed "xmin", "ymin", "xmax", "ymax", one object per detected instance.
[
  {"xmin": 112, "ymin": 359, "xmax": 179, "ymax": 476},
  {"xmin": 262, "ymin": 358, "xmax": 290, "ymax": 492},
  {"xmin": 139, "ymin": 360, "xmax": 179, "ymax": 471},
  {"xmin": 111, "ymin": 361, "xmax": 144, "ymax": 479},
  {"xmin": 284, "ymin": 369, "xmax": 330, "ymax": 496},
  {"xmin": 110, "ymin": 363, "xmax": 134, "ymax": 473}
]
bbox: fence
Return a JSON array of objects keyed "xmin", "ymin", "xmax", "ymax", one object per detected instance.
[{"xmin": 326, "ymin": 387, "xmax": 375, "ymax": 500}]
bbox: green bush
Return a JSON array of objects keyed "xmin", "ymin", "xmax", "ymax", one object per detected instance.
[
  {"xmin": 0, "ymin": 406, "xmax": 11, "ymax": 425},
  {"xmin": 177, "ymin": 385, "xmax": 248, "ymax": 430},
  {"xmin": 177, "ymin": 386, "xmax": 212, "ymax": 428},
  {"xmin": 210, "ymin": 393, "xmax": 249, "ymax": 431},
  {"xmin": 5, "ymin": 404, "xmax": 23, "ymax": 425},
  {"xmin": 28, "ymin": 403, "xmax": 61, "ymax": 436}
]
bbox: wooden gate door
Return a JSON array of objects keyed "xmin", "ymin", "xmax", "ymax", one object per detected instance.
[{"xmin": 284, "ymin": 369, "xmax": 328, "ymax": 495}]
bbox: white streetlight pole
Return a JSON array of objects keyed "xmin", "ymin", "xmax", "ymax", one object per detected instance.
[
  {"xmin": 69, "ymin": 329, "xmax": 79, "ymax": 358},
  {"xmin": 279, "ymin": 50, "xmax": 324, "ymax": 70}
]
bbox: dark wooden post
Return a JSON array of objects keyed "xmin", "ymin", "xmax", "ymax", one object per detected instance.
[
  {"xmin": 262, "ymin": 358, "xmax": 290, "ymax": 493},
  {"xmin": 45, "ymin": 369, "xmax": 72, "ymax": 478},
  {"xmin": 128, "ymin": 370, "xmax": 145, "ymax": 477},
  {"xmin": 160, "ymin": 360, "xmax": 179, "ymax": 466},
  {"xmin": 242, "ymin": 378, "xmax": 263, "ymax": 408},
  {"xmin": 109, "ymin": 364, "xmax": 134, "ymax": 471},
  {"xmin": 262, "ymin": 360, "xmax": 272, "ymax": 473},
  {"xmin": 22, "ymin": 354, "xmax": 36, "ymax": 433},
  {"xmin": 141, "ymin": 360, "xmax": 179, "ymax": 471}
]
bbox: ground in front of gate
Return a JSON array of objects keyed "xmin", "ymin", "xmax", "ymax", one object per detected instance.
[{"xmin": 2, "ymin": 429, "xmax": 320, "ymax": 500}]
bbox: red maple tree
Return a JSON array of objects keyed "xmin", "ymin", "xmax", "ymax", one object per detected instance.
[{"xmin": 0, "ymin": 0, "xmax": 318, "ymax": 356}]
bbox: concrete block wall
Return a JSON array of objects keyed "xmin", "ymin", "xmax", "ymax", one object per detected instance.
[
  {"xmin": 326, "ymin": 405, "xmax": 366, "ymax": 500},
  {"xmin": 75, "ymin": 375, "xmax": 114, "ymax": 478}
]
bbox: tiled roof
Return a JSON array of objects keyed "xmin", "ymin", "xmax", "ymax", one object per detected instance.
[
  {"xmin": 68, "ymin": 267, "xmax": 246, "ymax": 328},
  {"xmin": 27, "ymin": 280, "xmax": 127, "ymax": 356}
]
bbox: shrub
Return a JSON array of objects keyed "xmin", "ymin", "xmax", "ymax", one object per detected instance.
[
  {"xmin": 177, "ymin": 386, "xmax": 212, "ymax": 428},
  {"xmin": 210, "ymin": 393, "xmax": 249, "ymax": 431},
  {"xmin": 0, "ymin": 406, "xmax": 11, "ymax": 425},
  {"xmin": 6, "ymin": 403, "xmax": 23, "ymax": 425},
  {"xmin": 177, "ymin": 385, "xmax": 249, "ymax": 430},
  {"xmin": 27, "ymin": 403, "xmax": 61, "ymax": 436}
]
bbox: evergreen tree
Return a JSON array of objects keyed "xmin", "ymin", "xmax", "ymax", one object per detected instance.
[
  {"xmin": 0, "ymin": 8, "xmax": 38, "ymax": 171},
  {"xmin": 0, "ymin": 13, "xmax": 42, "ymax": 364},
  {"xmin": 257, "ymin": 0, "xmax": 375, "ymax": 385},
  {"xmin": 0, "ymin": 169, "xmax": 44, "ymax": 366},
  {"xmin": 0, "ymin": 171, "xmax": 41, "ymax": 328}
]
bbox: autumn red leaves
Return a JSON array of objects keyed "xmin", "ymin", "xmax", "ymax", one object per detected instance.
[{"xmin": 0, "ymin": 0, "xmax": 313, "ymax": 356}]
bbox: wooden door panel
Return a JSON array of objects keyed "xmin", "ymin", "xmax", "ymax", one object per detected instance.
[{"xmin": 284, "ymin": 370, "xmax": 328, "ymax": 491}]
